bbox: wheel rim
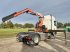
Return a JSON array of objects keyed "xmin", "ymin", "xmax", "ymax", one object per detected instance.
[{"xmin": 34, "ymin": 36, "xmax": 39, "ymax": 43}]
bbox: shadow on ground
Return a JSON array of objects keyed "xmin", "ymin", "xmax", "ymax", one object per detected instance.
[{"xmin": 21, "ymin": 43, "xmax": 55, "ymax": 52}]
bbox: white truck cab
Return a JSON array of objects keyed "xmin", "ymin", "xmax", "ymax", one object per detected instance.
[{"xmin": 43, "ymin": 15, "xmax": 57, "ymax": 30}]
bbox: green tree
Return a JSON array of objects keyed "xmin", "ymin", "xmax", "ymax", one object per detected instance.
[
  {"xmin": 6, "ymin": 21, "xmax": 14, "ymax": 28},
  {"xmin": 23, "ymin": 23, "xmax": 34, "ymax": 28},
  {"xmin": 0, "ymin": 22, "xmax": 7, "ymax": 28},
  {"xmin": 14, "ymin": 23, "xmax": 23, "ymax": 28},
  {"xmin": 57, "ymin": 22, "xmax": 63, "ymax": 28},
  {"xmin": 64, "ymin": 23, "xmax": 70, "ymax": 27}
]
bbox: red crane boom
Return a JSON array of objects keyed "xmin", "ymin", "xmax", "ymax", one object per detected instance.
[{"xmin": 2, "ymin": 8, "xmax": 44, "ymax": 22}]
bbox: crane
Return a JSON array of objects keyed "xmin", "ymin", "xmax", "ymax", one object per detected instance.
[
  {"xmin": 2, "ymin": 8, "xmax": 48, "ymax": 32},
  {"xmin": 2, "ymin": 8, "xmax": 44, "ymax": 22}
]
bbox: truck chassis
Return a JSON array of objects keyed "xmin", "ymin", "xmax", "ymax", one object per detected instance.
[{"xmin": 18, "ymin": 29, "xmax": 67, "ymax": 46}]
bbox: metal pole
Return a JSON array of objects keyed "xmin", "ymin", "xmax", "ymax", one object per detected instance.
[
  {"xmin": 50, "ymin": 14, "xmax": 52, "ymax": 30},
  {"xmin": 64, "ymin": 31, "xmax": 67, "ymax": 45}
]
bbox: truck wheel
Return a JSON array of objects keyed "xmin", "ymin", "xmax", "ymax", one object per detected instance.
[
  {"xmin": 22, "ymin": 37, "xmax": 35, "ymax": 46},
  {"xmin": 27, "ymin": 34, "xmax": 40, "ymax": 46},
  {"xmin": 27, "ymin": 40, "xmax": 35, "ymax": 46},
  {"xmin": 48, "ymin": 32, "xmax": 55, "ymax": 39},
  {"xmin": 33, "ymin": 34, "xmax": 40, "ymax": 46},
  {"xmin": 23, "ymin": 33, "xmax": 40, "ymax": 46}
]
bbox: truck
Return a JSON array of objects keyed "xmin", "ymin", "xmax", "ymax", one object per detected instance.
[{"xmin": 2, "ymin": 8, "xmax": 58, "ymax": 46}]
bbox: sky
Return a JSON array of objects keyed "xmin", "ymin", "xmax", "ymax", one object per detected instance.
[{"xmin": 0, "ymin": 0, "xmax": 70, "ymax": 24}]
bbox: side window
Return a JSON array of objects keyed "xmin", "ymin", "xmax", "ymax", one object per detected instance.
[{"xmin": 54, "ymin": 21, "xmax": 57, "ymax": 26}]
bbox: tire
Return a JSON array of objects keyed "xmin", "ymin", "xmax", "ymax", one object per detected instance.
[
  {"xmin": 22, "ymin": 33, "xmax": 40, "ymax": 46},
  {"xmin": 32, "ymin": 34, "xmax": 40, "ymax": 46},
  {"xmin": 22, "ymin": 37, "xmax": 34, "ymax": 46},
  {"xmin": 48, "ymin": 32, "xmax": 55, "ymax": 39},
  {"xmin": 27, "ymin": 34, "xmax": 40, "ymax": 46},
  {"xmin": 24, "ymin": 40, "xmax": 34, "ymax": 46}
]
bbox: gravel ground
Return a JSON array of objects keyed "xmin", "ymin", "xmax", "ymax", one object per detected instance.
[{"xmin": 0, "ymin": 32, "xmax": 70, "ymax": 52}]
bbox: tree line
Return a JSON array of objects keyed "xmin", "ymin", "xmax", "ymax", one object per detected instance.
[
  {"xmin": 0, "ymin": 21, "xmax": 34, "ymax": 28},
  {"xmin": 0, "ymin": 21, "xmax": 70, "ymax": 29},
  {"xmin": 57, "ymin": 22, "xmax": 70, "ymax": 28}
]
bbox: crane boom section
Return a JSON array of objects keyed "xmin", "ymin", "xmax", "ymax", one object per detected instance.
[{"xmin": 2, "ymin": 8, "xmax": 43, "ymax": 22}]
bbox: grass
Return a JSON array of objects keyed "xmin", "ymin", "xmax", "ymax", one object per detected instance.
[{"xmin": 0, "ymin": 28, "xmax": 28, "ymax": 38}]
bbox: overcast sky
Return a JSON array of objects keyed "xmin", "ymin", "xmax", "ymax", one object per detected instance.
[{"xmin": 0, "ymin": 0, "xmax": 70, "ymax": 24}]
